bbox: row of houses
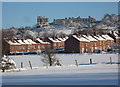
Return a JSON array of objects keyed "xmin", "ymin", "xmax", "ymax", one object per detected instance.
[
  {"xmin": 65, "ymin": 31, "xmax": 120, "ymax": 53},
  {"xmin": 3, "ymin": 31, "xmax": 120, "ymax": 54},
  {"xmin": 4, "ymin": 36, "xmax": 68, "ymax": 54}
]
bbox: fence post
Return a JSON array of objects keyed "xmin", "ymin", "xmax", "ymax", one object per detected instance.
[
  {"xmin": 75, "ymin": 60, "xmax": 78, "ymax": 67},
  {"xmin": 2, "ymin": 68, "xmax": 5, "ymax": 72},
  {"xmin": 29, "ymin": 61, "xmax": 32, "ymax": 69},
  {"xmin": 110, "ymin": 57, "xmax": 112, "ymax": 64},
  {"xmin": 46, "ymin": 64, "xmax": 48, "ymax": 68},
  {"xmin": 90, "ymin": 58, "xmax": 92, "ymax": 64},
  {"xmin": 21, "ymin": 62, "xmax": 23, "ymax": 68}
]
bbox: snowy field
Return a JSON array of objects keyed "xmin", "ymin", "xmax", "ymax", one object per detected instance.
[{"xmin": 2, "ymin": 53, "xmax": 119, "ymax": 85}]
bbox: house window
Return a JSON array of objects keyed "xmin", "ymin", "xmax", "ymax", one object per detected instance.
[
  {"xmin": 21, "ymin": 46, "xmax": 25, "ymax": 50},
  {"xmin": 28, "ymin": 45, "xmax": 32, "ymax": 49},
  {"xmin": 81, "ymin": 48, "xmax": 84, "ymax": 53},
  {"xmin": 38, "ymin": 45, "xmax": 40, "ymax": 49},
  {"xmin": 92, "ymin": 42, "xmax": 94, "ymax": 46},
  {"xmin": 86, "ymin": 43, "xmax": 88, "ymax": 47},
  {"xmin": 100, "ymin": 41, "xmax": 102, "ymax": 45},
  {"xmin": 54, "ymin": 43, "xmax": 56, "ymax": 47},
  {"xmin": 92, "ymin": 42, "xmax": 96, "ymax": 46},
  {"xmin": 103, "ymin": 42, "xmax": 105, "ymax": 45},
  {"xmin": 41, "ymin": 45, "xmax": 45, "ymax": 49},
  {"xmin": 108, "ymin": 41, "xmax": 110, "ymax": 45},
  {"xmin": 82, "ymin": 43, "xmax": 84, "ymax": 46},
  {"xmin": 94, "ymin": 43, "xmax": 96, "ymax": 46},
  {"xmin": 33, "ymin": 45, "xmax": 36, "ymax": 49}
]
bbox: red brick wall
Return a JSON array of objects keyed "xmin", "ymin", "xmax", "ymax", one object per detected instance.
[
  {"xmin": 37, "ymin": 44, "xmax": 50, "ymax": 51},
  {"xmin": 10, "ymin": 44, "xmax": 28, "ymax": 53},
  {"xmin": 80, "ymin": 42, "xmax": 89, "ymax": 53},
  {"xmin": 88, "ymin": 41, "xmax": 98, "ymax": 52},
  {"xmin": 53, "ymin": 42, "xmax": 61, "ymax": 49},
  {"xmin": 116, "ymin": 38, "xmax": 120, "ymax": 44},
  {"xmin": 27, "ymin": 44, "xmax": 38, "ymax": 51},
  {"xmin": 96, "ymin": 40, "xmax": 106, "ymax": 50},
  {"xmin": 104, "ymin": 40, "xmax": 114, "ymax": 50},
  {"xmin": 60, "ymin": 41, "xmax": 64, "ymax": 48}
]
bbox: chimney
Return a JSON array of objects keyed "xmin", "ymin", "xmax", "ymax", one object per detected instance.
[
  {"xmin": 61, "ymin": 34, "xmax": 64, "ymax": 39},
  {"xmin": 89, "ymin": 16, "xmax": 91, "ymax": 18},
  {"xmin": 40, "ymin": 37, "xmax": 44, "ymax": 42},
  {"xmin": 53, "ymin": 35, "xmax": 56, "ymax": 40},
  {"xmin": 32, "ymin": 37, "xmax": 35, "ymax": 41},
  {"xmin": 94, "ymin": 32, "xmax": 97, "ymax": 36},
  {"xmin": 86, "ymin": 33, "xmax": 89, "ymax": 36},
  {"xmin": 79, "ymin": 34, "xmax": 81, "ymax": 38},
  {"xmin": 37, "ymin": 16, "xmax": 41, "ymax": 25},
  {"xmin": 76, "ymin": 33, "xmax": 79, "ymax": 37},
  {"xmin": 111, "ymin": 31, "xmax": 114, "ymax": 35},
  {"xmin": 21, "ymin": 39, "xmax": 24, "ymax": 42}
]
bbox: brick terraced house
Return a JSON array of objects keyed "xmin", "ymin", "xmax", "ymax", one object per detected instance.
[
  {"xmin": 57, "ymin": 36, "xmax": 68, "ymax": 48},
  {"xmin": 93, "ymin": 35, "xmax": 106, "ymax": 51},
  {"xmin": 35, "ymin": 38, "xmax": 50, "ymax": 50},
  {"xmin": 108, "ymin": 31, "xmax": 120, "ymax": 44},
  {"xmin": 7, "ymin": 40, "xmax": 23, "ymax": 53},
  {"xmin": 65, "ymin": 35, "xmax": 90, "ymax": 53},
  {"xmin": 46, "ymin": 37, "xmax": 62, "ymax": 49},
  {"xmin": 82, "ymin": 35, "xmax": 98, "ymax": 52},
  {"xmin": 101, "ymin": 34, "xmax": 114, "ymax": 50}
]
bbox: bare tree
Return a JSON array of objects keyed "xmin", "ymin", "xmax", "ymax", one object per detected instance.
[{"xmin": 41, "ymin": 45, "xmax": 57, "ymax": 66}]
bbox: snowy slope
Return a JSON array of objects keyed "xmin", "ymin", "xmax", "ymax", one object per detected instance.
[
  {"xmin": 2, "ymin": 54, "xmax": 118, "ymax": 85},
  {"xmin": 7, "ymin": 54, "xmax": 118, "ymax": 68}
]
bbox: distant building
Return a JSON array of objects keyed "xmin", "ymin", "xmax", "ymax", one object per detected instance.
[
  {"xmin": 37, "ymin": 16, "xmax": 49, "ymax": 27},
  {"xmin": 54, "ymin": 16, "xmax": 96, "ymax": 25}
]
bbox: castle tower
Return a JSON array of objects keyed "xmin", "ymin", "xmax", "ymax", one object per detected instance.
[
  {"xmin": 37, "ymin": 16, "xmax": 49, "ymax": 27},
  {"xmin": 37, "ymin": 16, "xmax": 41, "ymax": 25}
]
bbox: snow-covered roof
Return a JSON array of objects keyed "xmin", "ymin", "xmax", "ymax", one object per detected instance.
[
  {"xmin": 8, "ymin": 40, "xmax": 21, "ymax": 45},
  {"xmin": 58, "ymin": 37, "xmax": 68, "ymax": 41},
  {"xmin": 101, "ymin": 35, "xmax": 114, "ymax": 40},
  {"xmin": 23, "ymin": 40, "xmax": 32, "ymax": 44},
  {"xmin": 72, "ymin": 35, "xmax": 90, "ymax": 42},
  {"xmin": 82, "ymin": 35, "xmax": 98, "ymax": 41},
  {"xmin": 48, "ymin": 38, "xmax": 61, "ymax": 42},
  {"xmin": 93, "ymin": 35, "xmax": 106, "ymax": 41},
  {"xmin": 36, "ymin": 38, "xmax": 50, "ymax": 44},
  {"xmin": 103, "ymin": 27, "xmax": 116, "ymax": 29},
  {"xmin": 7, "ymin": 41, "xmax": 14, "ymax": 45},
  {"xmin": 27, "ymin": 39, "xmax": 37, "ymax": 44},
  {"xmin": 113, "ymin": 33, "xmax": 120, "ymax": 39},
  {"xmin": 17, "ymin": 40, "xmax": 26, "ymax": 44}
]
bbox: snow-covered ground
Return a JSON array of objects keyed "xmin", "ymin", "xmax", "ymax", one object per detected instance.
[{"xmin": 2, "ymin": 54, "xmax": 119, "ymax": 85}]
